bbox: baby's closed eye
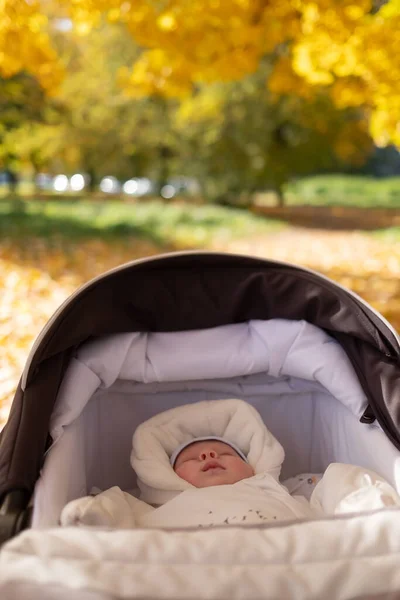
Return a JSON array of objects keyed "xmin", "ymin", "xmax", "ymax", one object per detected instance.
[{"xmin": 182, "ymin": 456, "xmax": 198, "ymax": 463}]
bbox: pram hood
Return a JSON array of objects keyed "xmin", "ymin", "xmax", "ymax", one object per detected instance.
[
  {"xmin": 131, "ymin": 398, "xmax": 285, "ymax": 505},
  {"xmin": 1, "ymin": 251, "xmax": 400, "ymax": 511}
]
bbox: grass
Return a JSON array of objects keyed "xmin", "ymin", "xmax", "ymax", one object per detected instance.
[
  {"xmin": 374, "ymin": 226, "xmax": 400, "ymax": 241},
  {"xmin": 284, "ymin": 175, "xmax": 400, "ymax": 208},
  {"xmin": 0, "ymin": 197, "xmax": 284, "ymax": 248},
  {"xmin": 2, "ymin": 174, "xmax": 400, "ymax": 246}
]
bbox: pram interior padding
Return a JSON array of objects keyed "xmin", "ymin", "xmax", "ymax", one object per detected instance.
[
  {"xmin": 3, "ymin": 506, "xmax": 400, "ymax": 600},
  {"xmin": 32, "ymin": 318, "xmax": 400, "ymax": 528}
]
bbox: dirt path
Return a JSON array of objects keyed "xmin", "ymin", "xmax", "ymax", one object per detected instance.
[{"xmin": 213, "ymin": 226, "xmax": 396, "ymax": 273}]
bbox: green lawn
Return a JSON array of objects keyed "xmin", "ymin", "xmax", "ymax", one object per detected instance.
[
  {"xmin": 374, "ymin": 226, "xmax": 400, "ymax": 240},
  {"xmin": 2, "ymin": 174, "xmax": 400, "ymax": 247},
  {"xmin": 0, "ymin": 198, "xmax": 284, "ymax": 248},
  {"xmin": 285, "ymin": 175, "xmax": 400, "ymax": 208}
]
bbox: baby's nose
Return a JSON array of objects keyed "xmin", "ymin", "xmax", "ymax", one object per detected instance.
[{"xmin": 200, "ymin": 449, "xmax": 217, "ymax": 460}]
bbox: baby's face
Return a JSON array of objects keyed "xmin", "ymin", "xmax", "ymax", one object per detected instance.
[{"xmin": 173, "ymin": 440, "xmax": 254, "ymax": 487}]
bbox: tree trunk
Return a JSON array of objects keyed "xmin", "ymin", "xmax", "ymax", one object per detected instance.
[
  {"xmin": 87, "ymin": 168, "xmax": 98, "ymax": 194},
  {"xmin": 5, "ymin": 168, "xmax": 25, "ymax": 213},
  {"xmin": 275, "ymin": 186, "xmax": 285, "ymax": 208},
  {"xmin": 155, "ymin": 145, "xmax": 172, "ymax": 197},
  {"xmin": 31, "ymin": 159, "xmax": 43, "ymax": 198}
]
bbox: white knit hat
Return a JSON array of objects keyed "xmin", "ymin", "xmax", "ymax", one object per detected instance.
[{"xmin": 169, "ymin": 436, "xmax": 248, "ymax": 467}]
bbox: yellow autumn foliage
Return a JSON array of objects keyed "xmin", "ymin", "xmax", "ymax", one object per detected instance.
[
  {"xmin": 0, "ymin": 0, "xmax": 63, "ymax": 93},
  {"xmin": 110, "ymin": 0, "xmax": 400, "ymax": 148},
  {"xmin": 1, "ymin": 0, "xmax": 400, "ymax": 145},
  {"xmin": 65, "ymin": 0, "xmax": 400, "ymax": 148},
  {"xmin": 118, "ymin": 50, "xmax": 194, "ymax": 98}
]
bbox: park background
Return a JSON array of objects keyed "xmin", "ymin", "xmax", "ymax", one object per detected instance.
[{"xmin": 1, "ymin": 0, "xmax": 400, "ymax": 427}]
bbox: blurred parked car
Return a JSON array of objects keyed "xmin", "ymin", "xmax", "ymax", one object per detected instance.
[
  {"xmin": 160, "ymin": 177, "xmax": 200, "ymax": 199},
  {"xmin": 122, "ymin": 178, "xmax": 154, "ymax": 197},
  {"xmin": 35, "ymin": 173, "xmax": 54, "ymax": 191},
  {"xmin": 32, "ymin": 173, "xmax": 199, "ymax": 197},
  {"xmin": 0, "ymin": 169, "xmax": 19, "ymax": 188},
  {"xmin": 53, "ymin": 174, "xmax": 69, "ymax": 192},
  {"xmin": 99, "ymin": 176, "xmax": 121, "ymax": 194},
  {"xmin": 0, "ymin": 171, "xmax": 10, "ymax": 185},
  {"xmin": 69, "ymin": 173, "xmax": 86, "ymax": 191},
  {"xmin": 35, "ymin": 173, "xmax": 88, "ymax": 193}
]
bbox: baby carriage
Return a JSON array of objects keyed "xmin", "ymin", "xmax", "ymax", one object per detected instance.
[{"xmin": 0, "ymin": 250, "xmax": 400, "ymax": 599}]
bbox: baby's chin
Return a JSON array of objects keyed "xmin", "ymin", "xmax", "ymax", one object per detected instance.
[{"xmin": 193, "ymin": 471, "xmax": 247, "ymax": 487}]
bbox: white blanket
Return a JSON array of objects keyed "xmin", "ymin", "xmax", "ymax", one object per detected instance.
[
  {"xmin": 2, "ymin": 508, "xmax": 400, "ymax": 600},
  {"xmin": 59, "ymin": 462, "xmax": 400, "ymax": 529},
  {"xmin": 60, "ymin": 476, "xmax": 315, "ymax": 529}
]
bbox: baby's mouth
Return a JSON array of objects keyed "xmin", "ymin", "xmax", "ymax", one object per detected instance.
[{"xmin": 202, "ymin": 461, "xmax": 225, "ymax": 472}]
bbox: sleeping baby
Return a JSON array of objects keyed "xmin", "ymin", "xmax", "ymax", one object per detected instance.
[{"xmin": 60, "ymin": 399, "xmax": 400, "ymax": 529}]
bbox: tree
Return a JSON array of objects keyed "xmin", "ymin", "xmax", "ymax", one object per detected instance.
[
  {"xmin": 1, "ymin": 1, "xmax": 389, "ymax": 204},
  {"xmin": 0, "ymin": 73, "xmax": 60, "ymax": 197},
  {"xmin": 173, "ymin": 68, "xmax": 373, "ymax": 206},
  {"xmin": 2, "ymin": 1, "xmax": 400, "ymax": 148},
  {"xmin": 59, "ymin": 22, "xmax": 181, "ymax": 187},
  {"xmin": 64, "ymin": 0, "xmax": 400, "ymax": 149},
  {"xmin": 11, "ymin": 20, "xmax": 182, "ymax": 188}
]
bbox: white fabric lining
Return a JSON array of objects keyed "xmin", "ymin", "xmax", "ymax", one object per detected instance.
[
  {"xmin": 31, "ymin": 318, "xmax": 400, "ymax": 529},
  {"xmin": 50, "ymin": 319, "xmax": 368, "ymax": 443}
]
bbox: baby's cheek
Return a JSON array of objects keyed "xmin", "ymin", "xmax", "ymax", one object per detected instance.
[
  {"xmin": 232, "ymin": 461, "xmax": 254, "ymax": 481},
  {"xmin": 245, "ymin": 464, "xmax": 255, "ymax": 478},
  {"xmin": 175, "ymin": 464, "xmax": 197, "ymax": 484}
]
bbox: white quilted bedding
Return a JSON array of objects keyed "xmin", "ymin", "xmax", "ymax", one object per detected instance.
[{"xmin": 2, "ymin": 509, "xmax": 400, "ymax": 600}]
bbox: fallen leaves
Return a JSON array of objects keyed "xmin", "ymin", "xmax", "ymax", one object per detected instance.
[
  {"xmin": 0, "ymin": 237, "xmax": 163, "ymax": 427},
  {"xmin": 1, "ymin": 227, "xmax": 400, "ymax": 429}
]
